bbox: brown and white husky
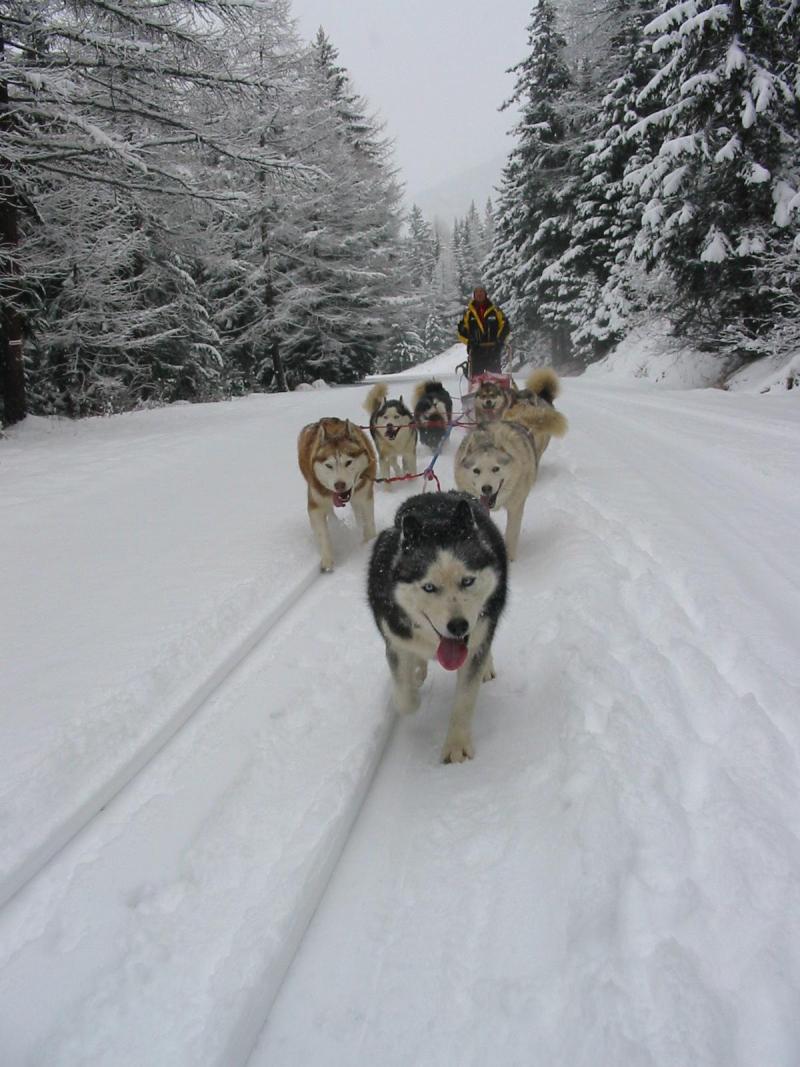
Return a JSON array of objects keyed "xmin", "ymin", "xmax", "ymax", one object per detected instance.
[
  {"xmin": 297, "ymin": 417, "xmax": 377, "ymax": 572},
  {"xmin": 363, "ymin": 383, "xmax": 417, "ymax": 483}
]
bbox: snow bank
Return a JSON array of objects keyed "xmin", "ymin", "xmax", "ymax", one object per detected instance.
[
  {"xmin": 726, "ymin": 350, "xmax": 800, "ymax": 394},
  {"xmin": 582, "ymin": 321, "xmax": 799, "ymax": 398},
  {"xmin": 582, "ymin": 319, "xmax": 729, "ymax": 389}
]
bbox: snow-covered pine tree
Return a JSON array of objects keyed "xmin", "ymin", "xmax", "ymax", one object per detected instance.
[
  {"xmin": 380, "ymin": 204, "xmax": 441, "ymax": 371},
  {"xmin": 430, "ymin": 224, "xmax": 465, "ymax": 362},
  {"xmin": 451, "ymin": 217, "xmax": 471, "ymax": 304},
  {"xmin": 1, "ymin": 0, "xmax": 298, "ymax": 420},
  {"xmin": 25, "ymin": 183, "xmax": 223, "ymax": 415},
  {"xmin": 467, "ymin": 201, "xmax": 490, "ymax": 285},
  {"xmin": 259, "ymin": 30, "xmax": 405, "ymax": 386},
  {"xmin": 481, "ymin": 198, "xmax": 496, "ymax": 269},
  {"xmin": 555, "ymin": 0, "xmax": 663, "ymax": 358},
  {"xmin": 404, "ymin": 205, "xmax": 439, "ymax": 285},
  {"xmin": 198, "ymin": 4, "xmax": 306, "ymax": 396},
  {"xmin": 625, "ymin": 0, "xmax": 800, "ymax": 347},
  {"xmin": 485, "ymin": 0, "xmax": 576, "ymax": 363}
]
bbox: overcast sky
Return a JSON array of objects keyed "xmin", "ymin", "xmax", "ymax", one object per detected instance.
[{"xmin": 289, "ymin": 0, "xmax": 531, "ymax": 198}]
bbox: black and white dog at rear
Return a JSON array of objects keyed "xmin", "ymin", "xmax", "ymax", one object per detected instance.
[
  {"xmin": 367, "ymin": 491, "xmax": 508, "ymax": 763},
  {"xmin": 412, "ymin": 379, "xmax": 453, "ymax": 452}
]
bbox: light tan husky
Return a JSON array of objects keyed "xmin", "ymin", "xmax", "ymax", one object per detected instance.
[
  {"xmin": 455, "ymin": 370, "xmax": 567, "ymax": 560},
  {"xmin": 454, "ymin": 420, "xmax": 538, "ymax": 562},
  {"xmin": 363, "ymin": 383, "xmax": 417, "ymax": 483},
  {"xmin": 297, "ymin": 417, "xmax": 377, "ymax": 572},
  {"xmin": 502, "ymin": 367, "xmax": 568, "ymax": 456}
]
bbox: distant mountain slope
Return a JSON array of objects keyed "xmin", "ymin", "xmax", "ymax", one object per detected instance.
[{"xmin": 406, "ymin": 152, "xmax": 506, "ymax": 225}]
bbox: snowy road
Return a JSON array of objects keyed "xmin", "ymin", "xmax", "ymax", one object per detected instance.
[{"xmin": 2, "ymin": 357, "xmax": 799, "ymax": 1065}]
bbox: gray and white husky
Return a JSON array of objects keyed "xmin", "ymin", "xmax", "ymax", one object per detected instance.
[
  {"xmin": 368, "ymin": 491, "xmax": 507, "ymax": 763},
  {"xmin": 454, "ymin": 419, "xmax": 538, "ymax": 563}
]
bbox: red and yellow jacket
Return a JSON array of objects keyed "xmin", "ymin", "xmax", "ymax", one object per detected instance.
[{"xmin": 457, "ymin": 300, "xmax": 509, "ymax": 348}]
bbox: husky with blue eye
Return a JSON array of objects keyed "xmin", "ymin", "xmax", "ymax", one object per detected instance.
[{"xmin": 367, "ymin": 491, "xmax": 507, "ymax": 763}]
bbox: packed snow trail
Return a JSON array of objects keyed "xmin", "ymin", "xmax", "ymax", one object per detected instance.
[
  {"xmin": 0, "ymin": 391, "xmax": 361, "ymax": 905},
  {"xmin": 249, "ymin": 380, "xmax": 800, "ymax": 1067},
  {"xmin": 1, "ymin": 365, "xmax": 798, "ymax": 1066},
  {"xmin": 0, "ymin": 543, "xmax": 393, "ymax": 1066}
]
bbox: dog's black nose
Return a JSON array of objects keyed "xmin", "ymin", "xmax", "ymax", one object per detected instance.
[
  {"xmin": 481, "ymin": 484, "xmax": 494, "ymax": 496},
  {"xmin": 447, "ymin": 617, "xmax": 469, "ymax": 638},
  {"xmin": 334, "ymin": 480, "xmax": 347, "ymax": 492}
]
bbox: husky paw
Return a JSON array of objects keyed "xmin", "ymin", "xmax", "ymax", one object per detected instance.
[
  {"xmin": 481, "ymin": 652, "xmax": 496, "ymax": 683},
  {"xmin": 394, "ymin": 687, "xmax": 420, "ymax": 715},
  {"xmin": 320, "ymin": 560, "xmax": 334, "ymax": 573},
  {"xmin": 441, "ymin": 734, "xmax": 474, "ymax": 764}
]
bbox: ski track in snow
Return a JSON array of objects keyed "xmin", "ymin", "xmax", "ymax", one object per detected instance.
[
  {"xmin": 2, "ymin": 366, "xmax": 799, "ymax": 1066},
  {"xmin": 0, "ymin": 539, "xmax": 395, "ymax": 1066},
  {"xmin": 0, "ymin": 560, "xmax": 323, "ymax": 908},
  {"xmin": 0, "ymin": 393, "xmax": 326, "ymax": 906}
]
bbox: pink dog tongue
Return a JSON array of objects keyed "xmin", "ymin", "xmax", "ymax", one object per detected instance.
[{"xmin": 437, "ymin": 637, "xmax": 468, "ymax": 671}]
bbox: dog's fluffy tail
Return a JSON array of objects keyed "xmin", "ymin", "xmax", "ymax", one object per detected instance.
[
  {"xmin": 506, "ymin": 404, "xmax": 568, "ymax": 439},
  {"xmin": 524, "ymin": 367, "xmax": 561, "ymax": 405},
  {"xmin": 364, "ymin": 382, "xmax": 387, "ymax": 415},
  {"xmin": 412, "ymin": 379, "xmax": 440, "ymax": 406}
]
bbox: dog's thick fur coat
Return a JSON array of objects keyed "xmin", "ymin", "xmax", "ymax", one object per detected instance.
[
  {"xmin": 472, "ymin": 378, "xmax": 514, "ymax": 424},
  {"xmin": 454, "ymin": 420, "xmax": 538, "ymax": 562},
  {"xmin": 455, "ymin": 368, "xmax": 567, "ymax": 560},
  {"xmin": 363, "ymin": 383, "xmax": 418, "ymax": 483},
  {"xmin": 368, "ymin": 491, "xmax": 507, "ymax": 763},
  {"xmin": 502, "ymin": 368, "xmax": 568, "ymax": 456},
  {"xmin": 412, "ymin": 379, "xmax": 453, "ymax": 452},
  {"xmin": 297, "ymin": 417, "xmax": 376, "ymax": 572}
]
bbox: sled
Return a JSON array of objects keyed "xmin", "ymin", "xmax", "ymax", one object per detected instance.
[{"xmin": 458, "ymin": 369, "xmax": 514, "ymax": 420}]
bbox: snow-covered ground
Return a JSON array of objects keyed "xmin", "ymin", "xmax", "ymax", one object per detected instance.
[
  {"xmin": 1, "ymin": 346, "xmax": 799, "ymax": 1066},
  {"xmin": 582, "ymin": 318, "xmax": 800, "ymax": 395}
]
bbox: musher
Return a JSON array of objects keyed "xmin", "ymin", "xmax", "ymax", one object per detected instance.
[{"xmin": 456, "ymin": 286, "xmax": 510, "ymax": 378}]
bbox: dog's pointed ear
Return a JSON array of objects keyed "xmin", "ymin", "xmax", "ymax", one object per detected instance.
[
  {"xmin": 318, "ymin": 420, "xmax": 329, "ymax": 442},
  {"xmin": 344, "ymin": 419, "xmax": 354, "ymax": 439},
  {"xmin": 399, "ymin": 513, "xmax": 422, "ymax": 551},
  {"xmin": 454, "ymin": 498, "xmax": 477, "ymax": 536}
]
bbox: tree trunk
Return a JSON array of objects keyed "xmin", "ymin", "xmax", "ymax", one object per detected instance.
[
  {"xmin": 0, "ymin": 24, "xmax": 26, "ymax": 425},
  {"xmin": 730, "ymin": 0, "xmax": 743, "ymax": 34},
  {"xmin": 259, "ymin": 231, "xmax": 288, "ymax": 392},
  {"xmin": 0, "ymin": 313, "xmax": 26, "ymax": 426},
  {"xmin": 258, "ymin": 127, "xmax": 288, "ymax": 394},
  {"xmin": 550, "ymin": 324, "xmax": 571, "ymax": 365},
  {"xmin": 271, "ymin": 336, "xmax": 288, "ymax": 392}
]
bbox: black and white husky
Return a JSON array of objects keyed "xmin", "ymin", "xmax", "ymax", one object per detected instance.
[
  {"xmin": 412, "ymin": 379, "xmax": 453, "ymax": 452},
  {"xmin": 363, "ymin": 382, "xmax": 418, "ymax": 483},
  {"xmin": 368, "ymin": 491, "xmax": 508, "ymax": 763}
]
